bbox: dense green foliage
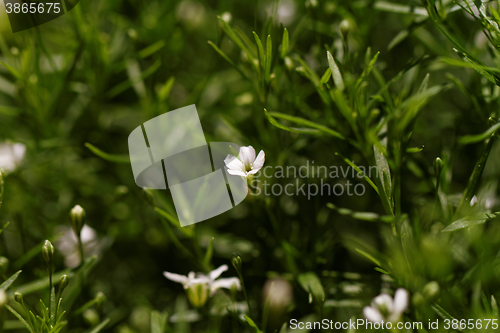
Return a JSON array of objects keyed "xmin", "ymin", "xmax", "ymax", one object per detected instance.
[{"xmin": 0, "ymin": 0, "xmax": 500, "ymax": 332}]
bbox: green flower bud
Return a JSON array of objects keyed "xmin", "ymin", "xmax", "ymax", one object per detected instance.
[
  {"xmin": 83, "ymin": 309, "xmax": 100, "ymax": 326},
  {"xmin": 340, "ymin": 19, "xmax": 351, "ymax": 39},
  {"xmin": 433, "ymin": 157, "xmax": 443, "ymax": 177},
  {"xmin": 0, "ymin": 290, "xmax": 6, "ymax": 308},
  {"xmin": 14, "ymin": 291, "xmax": 23, "ymax": 303},
  {"xmin": 70, "ymin": 205, "xmax": 86, "ymax": 236},
  {"xmin": 412, "ymin": 292, "xmax": 425, "ymax": 307},
  {"xmin": 95, "ymin": 291, "xmax": 107, "ymax": 306},
  {"xmin": 0, "ymin": 257, "xmax": 9, "ymax": 275},
  {"xmin": 42, "ymin": 240, "xmax": 54, "ymax": 263},
  {"xmin": 231, "ymin": 253, "xmax": 242, "ymax": 274},
  {"xmin": 59, "ymin": 275, "xmax": 68, "ymax": 292},
  {"xmin": 423, "ymin": 281, "xmax": 440, "ymax": 300}
]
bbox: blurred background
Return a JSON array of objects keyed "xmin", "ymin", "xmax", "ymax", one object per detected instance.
[{"xmin": 0, "ymin": 0, "xmax": 499, "ymax": 332}]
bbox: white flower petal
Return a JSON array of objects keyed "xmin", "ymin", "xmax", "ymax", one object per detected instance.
[
  {"xmin": 239, "ymin": 146, "xmax": 256, "ymax": 166},
  {"xmin": 209, "ymin": 264, "xmax": 228, "ymax": 280},
  {"xmin": 186, "ymin": 277, "xmax": 210, "ymax": 287},
  {"xmin": 225, "ymin": 155, "xmax": 245, "ymax": 172},
  {"xmin": 363, "ymin": 306, "xmax": 383, "ymax": 323},
  {"xmin": 227, "ymin": 169, "xmax": 247, "ymax": 177},
  {"xmin": 211, "ymin": 277, "xmax": 241, "ymax": 293},
  {"xmin": 393, "ymin": 288, "xmax": 409, "ymax": 314},
  {"xmin": 224, "ymin": 154, "xmax": 237, "ymax": 166},
  {"xmin": 163, "ymin": 271, "xmax": 189, "ymax": 285},
  {"xmin": 372, "ymin": 294, "xmax": 393, "ymax": 313},
  {"xmin": 252, "ymin": 150, "xmax": 265, "ymax": 170}
]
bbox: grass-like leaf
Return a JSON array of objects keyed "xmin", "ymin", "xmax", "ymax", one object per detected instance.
[
  {"xmin": 327, "ymin": 51, "xmax": 344, "ymax": 91},
  {"xmin": 297, "ymin": 272, "xmax": 325, "ymax": 303},
  {"xmin": 5, "ymin": 305, "xmax": 33, "ymax": 333},
  {"xmin": 0, "ymin": 270, "xmax": 21, "ymax": 291},
  {"xmin": 442, "ymin": 213, "xmax": 499, "ymax": 232},
  {"xmin": 458, "ymin": 122, "xmax": 500, "ymax": 145},
  {"xmin": 84, "ymin": 143, "xmax": 130, "ymax": 164}
]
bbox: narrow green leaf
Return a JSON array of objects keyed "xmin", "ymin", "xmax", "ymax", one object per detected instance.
[
  {"xmin": 207, "ymin": 41, "xmax": 236, "ymax": 67},
  {"xmin": 264, "ymin": 109, "xmax": 322, "ymax": 135},
  {"xmin": 459, "ymin": 122, "xmax": 500, "ymax": 145},
  {"xmin": 0, "ymin": 62, "xmax": 22, "ymax": 80},
  {"xmin": 265, "ymin": 35, "xmax": 272, "ymax": 82},
  {"xmin": 268, "ymin": 111, "xmax": 346, "ymax": 139},
  {"xmin": 138, "ymin": 40, "xmax": 166, "ymax": 59},
  {"xmin": 84, "ymin": 143, "xmax": 130, "ymax": 163},
  {"xmin": 281, "ymin": 28, "xmax": 289, "ymax": 59},
  {"xmin": 157, "ymin": 77, "xmax": 175, "ymax": 103},
  {"xmin": 355, "ymin": 249, "xmax": 381, "ymax": 266},
  {"xmin": 0, "ymin": 270, "xmax": 21, "ymax": 291},
  {"xmin": 203, "ymin": 237, "xmax": 214, "ymax": 269},
  {"xmin": 5, "ymin": 305, "xmax": 33, "ymax": 333},
  {"xmin": 334, "ymin": 153, "xmax": 379, "ymax": 194},
  {"xmin": 253, "ymin": 32, "xmax": 265, "ymax": 73},
  {"xmin": 319, "ymin": 67, "xmax": 332, "ymax": 86},
  {"xmin": 355, "ymin": 51, "xmax": 380, "ymax": 89},
  {"xmin": 374, "ymin": 1, "xmax": 428, "ymax": 15},
  {"xmin": 297, "ymin": 272, "xmax": 325, "ymax": 303},
  {"xmin": 86, "ymin": 318, "xmax": 110, "ymax": 333},
  {"xmin": 243, "ymin": 316, "xmax": 262, "ymax": 333},
  {"xmin": 374, "ymin": 144, "xmax": 393, "ymax": 213},
  {"xmin": 154, "ymin": 208, "xmax": 192, "ymax": 238},
  {"xmin": 151, "ymin": 311, "xmax": 168, "ymax": 333},
  {"xmin": 442, "ymin": 213, "xmax": 499, "ymax": 232},
  {"xmin": 327, "ymin": 51, "xmax": 344, "ymax": 91}
]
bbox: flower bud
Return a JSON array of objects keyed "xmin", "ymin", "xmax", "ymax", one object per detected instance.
[
  {"xmin": 59, "ymin": 275, "xmax": 68, "ymax": 292},
  {"xmin": 0, "ymin": 257, "xmax": 9, "ymax": 275},
  {"xmin": 14, "ymin": 291, "xmax": 23, "ymax": 303},
  {"xmin": 42, "ymin": 240, "xmax": 54, "ymax": 263},
  {"xmin": 95, "ymin": 291, "xmax": 106, "ymax": 307},
  {"xmin": 221, "ymin": 12, "xmax": 232, "ymax": 24},
  {"xmin": 412, "ymin": 292, "xmax": 425, "ymax": 306},
  {"xmin": 433, "ymin": 157, "xmax": 443, "ymax": 177},
  {"xmin": 0, "ymin": 290, "xmax": 6, "ymax": 308},
  {"xmin": 340, "ymin": 19, "xmax": 351, "ymax": 39},
  {"xmin": 70, "ymin": 205, "xmax": 86, "ymax": 236},
  {"xmin": 231, "ymin": 253, "xmax": 242, "ymax": 274},
  {"xmin": 423, "ymin": 281, "xmax": 440, "ymax": 300}
]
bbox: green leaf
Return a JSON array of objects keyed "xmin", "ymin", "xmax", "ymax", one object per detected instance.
[
  {"xmin": 5, "ymin": 305, "xmax": 33, "ymax": 333},
  {"xmin": 138, "ymin": 40, "xmax": 166, "ymax": 59},
  {"xmin": 267, "ymin": 110, "xmax": 346, "ymax": 140},
  {"xmin": 243, "ymin": 316, "xmax": 263, "ymax": 333},
  {"xmin": 457, "ymin": 136, "xmax": 495, "ymax": 213},
  {"xmin": 157, "ymin": 77, "xmax": 175, "ymax": 103},
  {"xmin": 86, "ymin": 318, "xmax": 110, "ymax": 333},
  {"xmin": 319, "ymin": 67, "xmax": 332, "ymax": 86},
  {"xmin": 203, "ymin": 237, "xmax": 214, "ymax": 269},
  {"xmin": 334, "ymin": 153, "xmax": 379, "ymax": 194},
  {"xmin": 280, "ymin": 28, "xmax": 289, "ymax": 59},
  {"xmin": 107, "ymin": 59, "xmax": 162, "ymax": 98},
  {"xmin": 0, "ymin": 270, "xmax": 21, "ymax": 291},
  {"xmin": 355, "ymin": 50, "xmax": 380, "ymax": 89},
  {"xmin": 297, "ymin": 272, "xmax": 325, "ymax": 303},
  {"xmin": 374, "ymin": 1, "xmax": 428, "ymax": 15},
  {"xmin": 327, "ymin": 51, "xmax": 344, "ymax": 91},
  {"xmin": 458, "ymin": 122, "xmax": 500, "ymax": 145},
  {"xmin": 154, "ymin": 208, "xmax": 192, "ymax": 237},
  {"xmin": 0, "ymin": 62, "xmax": 22, "ymax": 80},
  {"xmin": 11, "ymin": 270, "xmax": 69, "ymax": 296},
  {"xmin": 374, "ymin": 144, "xmax": 393, "ymax": 214},
  {"xmin": 264, "ymin": 109, "xmax": 322, "ymax": 135},
  {"xmin": 355, "ymin": 249, "xmax": 381, "ymax": 266},
  {"xmin": 84, "ymin": 143, "xmax": 130, "ymax": 163},
  {"xmin": 207, "ymin": 41, "xmax": 236, "ymax": 67},
  {"xmin": 253, "ymin": 32, "xmax": 265, "ymax": 74},
  {"xmin": 265, "ymin": 35, "xmax": 272, "ymax": 82},
  {"xmin": 442, "ymin": 213, "xmax": 499, "ymax": 232}
]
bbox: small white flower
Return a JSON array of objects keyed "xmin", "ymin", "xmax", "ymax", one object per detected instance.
[
  {"xmin": 224, "ymin": 146, "xmax": 265, "ymax": 177},
  {"xmin": 55, "ymin": 225, "xmax": 106, "ymax": 268},
  {"xmin": 0, "ymin": 142, "xmax": 26, "ymax": 174},
  {"xmin": 163, "ymin": 265, "xmax": 241, "ymax": 307},
  {"xmin": 363, "ymin": 288, "xmax": 409, "ymax": 323}
]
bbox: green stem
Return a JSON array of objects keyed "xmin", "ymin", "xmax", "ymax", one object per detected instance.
[
  {"xmin": 48, "ymin": 261, "xmax": 53, "ymax": 321},
  {"xmin": 78, "ymin": 236, "xmax": 84, "ymax": 266},
  {"xmin": 237, "ymin": 270, "xmax": 254, "ymax": 319}
]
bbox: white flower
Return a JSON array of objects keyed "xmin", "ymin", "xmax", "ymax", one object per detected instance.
[
  {"xmin": 0, "ymin": 142, "xmax": 26, "ymax": 174},
  {"xmin": 55, "ymin": 225, "xmax": 106, "ymax": 268},
  {"xmin": 363, "ymin": 288, "xmax": 409, "ymax": 323},
  {"xmin": 163, "ymin": 264, "xmax": 241, "ymax": 307},
  {"xmin": 224, "ymin": 146, "xmax": 265, "ymax": 177}
]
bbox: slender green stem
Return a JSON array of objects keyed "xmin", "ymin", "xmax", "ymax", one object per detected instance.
[
  {"xmin": 237, "ymin": 270, "xmax": 254, "ymax": 319},
  {"xmin": 78, "ymin": 237, "xmax": 84, "ymax": 266},
  {"xmin": 48, "ymin": 261, "xmax": 53, "ymax": 321}
]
